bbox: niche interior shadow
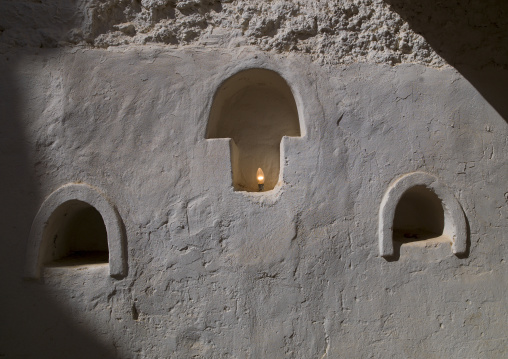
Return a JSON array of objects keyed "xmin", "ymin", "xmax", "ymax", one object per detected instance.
[
  {"xmin": 43, "ymin": 200, "xmax": 109, "ymax": 267},
  {"xmin": 379, "ymin": 172, "xmax": 468, "ymax": 259},
  {"xmin": 206, "ymin": 68, "xmax": 301, "ymax": 192},
  {"xmin": 392, "ymin": 185, "xmax": 445, "ymax": 244}
]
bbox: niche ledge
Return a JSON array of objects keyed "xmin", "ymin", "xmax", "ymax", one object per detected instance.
[
  {"xmin": 203, "ymin": 136, "xmax": 299, "ymax": 202},
  {"xmin": 25, "ymin": 183, "xmax": 127, "ymax": 279},
  {"xmin": 379, "ymin": 172, "xmax": 467, "ymax": 259},
  {"xmin": 233, "ymin": 180, "xmax": 285, "ymax": 205},
  {"xmin": 206, "ymin": 68, "xmax": 302, "ymax": 192}
]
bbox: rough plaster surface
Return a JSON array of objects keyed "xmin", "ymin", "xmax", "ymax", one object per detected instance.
[
  {"xmin": 0, "ymin": 0, "xmax": 447, "ymax": 66},
  {"xmin": 2, "ymin": 1, "xmax": 506, "ymax": 69},
  {"xmin": 1, "ymin": 1, "xmax": 508, "ymax": 358},
  {"xmin": 0, "ymin": 46, "xmax": 506, "ymax": 358}
]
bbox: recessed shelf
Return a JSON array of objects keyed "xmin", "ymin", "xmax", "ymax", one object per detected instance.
[
  {"xmin": 392, "ymin": 184, "xmax": 445, "ymax": 244},
  {"xmin": 379, "ymin": 172, "xmax": 468, "ymax": 259},
  {"xmin": 25, "ymin": 183, "xmax": 127, "ymax": 279},
  {"xmin": 43, "ymin": 201, "xmax": 109, "ymax": 267},
  {"xmin": 206, "ymin": 68, "xmax": 301, "ymax": 192},
  {"xmin": 393, "ymin": 230, "xmax": 450, "ymax": 244},
  {"xmin": 45, "ymin": 251, "xmax": 109, "ymax": 268}
]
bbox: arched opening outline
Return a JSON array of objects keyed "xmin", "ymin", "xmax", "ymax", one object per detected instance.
[
  {"xmin": 25, "ymin": 183, "xmax": 127, "ymax": 279},
  {"xmin": 42, "ymin": 200, "xmax": 109, "ymax": 266},
  {"xmin": 379, "ymin": 172, "xmax": 467, "ymax": 258},
  {"xmin": 393, "ymin": 185, "xmax": 445, "ymax": 242},
  {"xmin": 206, "ymin": 68, "xmax": 301, "ymax": 192}
]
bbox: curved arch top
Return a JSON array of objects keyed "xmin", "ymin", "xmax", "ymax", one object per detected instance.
[
  {"xmin": 206, "ymin": 68, "xmax": 302, "ymax": 192},
  {"xmin": 206, "ymin": 68, "xmax": 303, "ymax": 137},
  {"xmin": 25, "ymin": 183, "xmax": 127, "ymax": 279},
  {"xmin": 379, "ymin": 172, "xmax": 467, "ymax": 258}
]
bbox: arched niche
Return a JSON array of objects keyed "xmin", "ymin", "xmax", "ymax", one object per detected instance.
[
  {"xmin": 393, "ymin": 185, "xmax": 445, "ymax": 240},
  {"xmin": 206, "ymin": 68, "xmax": 301, "ymax": 192},
  {"xmin": 25, "ymin": 183, "xmax": 127, "ymax": 279},
  {"xmin": 379, "ymin": 172, "xmax": 467, "ymax": 258}
]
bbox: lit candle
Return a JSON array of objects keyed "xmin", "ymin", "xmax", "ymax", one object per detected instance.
[{"xmin": 257, "ymin": 168, "xmax": 265, "ymax": 192}]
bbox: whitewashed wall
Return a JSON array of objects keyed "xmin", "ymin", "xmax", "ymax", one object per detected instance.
[{"xmin": 0, "ymin": 1, "xmax": 507, "ymax": 358}]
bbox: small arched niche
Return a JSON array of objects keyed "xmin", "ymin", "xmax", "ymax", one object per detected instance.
[
  {"xmin": 25, "ymin": 183, "xmax": 127, "ymax": 279},
  {"xmin": 42, "ymin": 200, "xmax": 109, "ymax": 266},
  {"xmin": 206, "ymin": 68, "xmax": 301, "ymax": 192},
  {"xmin": 392, "ymin": 185, "xmax": 445, "ymax": 242},
  {"xmin": 379, "ymin": 172, "xmax": 467, "ymax": 258}
]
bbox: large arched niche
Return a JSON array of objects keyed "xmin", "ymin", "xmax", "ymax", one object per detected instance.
[
  {"xmin": 206, "ymin": 68, "xmax": 302, "ymax": 192},
  {"xmin": 25, "ymin": 183, "xmax": 127, "ymax": 279},
  {"xmin": 379, "ymin": 172, "xmax": 467, "ymax": 258}
]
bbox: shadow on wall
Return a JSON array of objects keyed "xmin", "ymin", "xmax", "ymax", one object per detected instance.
[
  {"xmin": 0, "ymin": 2, "xmax": 120, "ymax": 358},
  {"xmin": 383, "ymin": 0, "xmax": 508, "ymax": 123}
]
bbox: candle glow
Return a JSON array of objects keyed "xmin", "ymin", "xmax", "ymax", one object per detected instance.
[
  {"xmin": 257, "ymin": 168, "xmax": 265, "ymax": 192},
  {"xmin": 256, "ymin": 168, "xmax": 265, "ymax": 184}
]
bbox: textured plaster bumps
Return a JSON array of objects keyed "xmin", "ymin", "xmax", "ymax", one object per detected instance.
[
  {"xmin": 2, "ymin": 45, "xmax": 506, "ymax": 358},
  {"xmin": 0, "ymin": 0, "xmax": 444, "ymax": 66}
]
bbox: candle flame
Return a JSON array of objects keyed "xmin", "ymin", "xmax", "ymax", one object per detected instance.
[{"xmin": 256, "ymin": 168, "xmax": 265, "ymax": 184}]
